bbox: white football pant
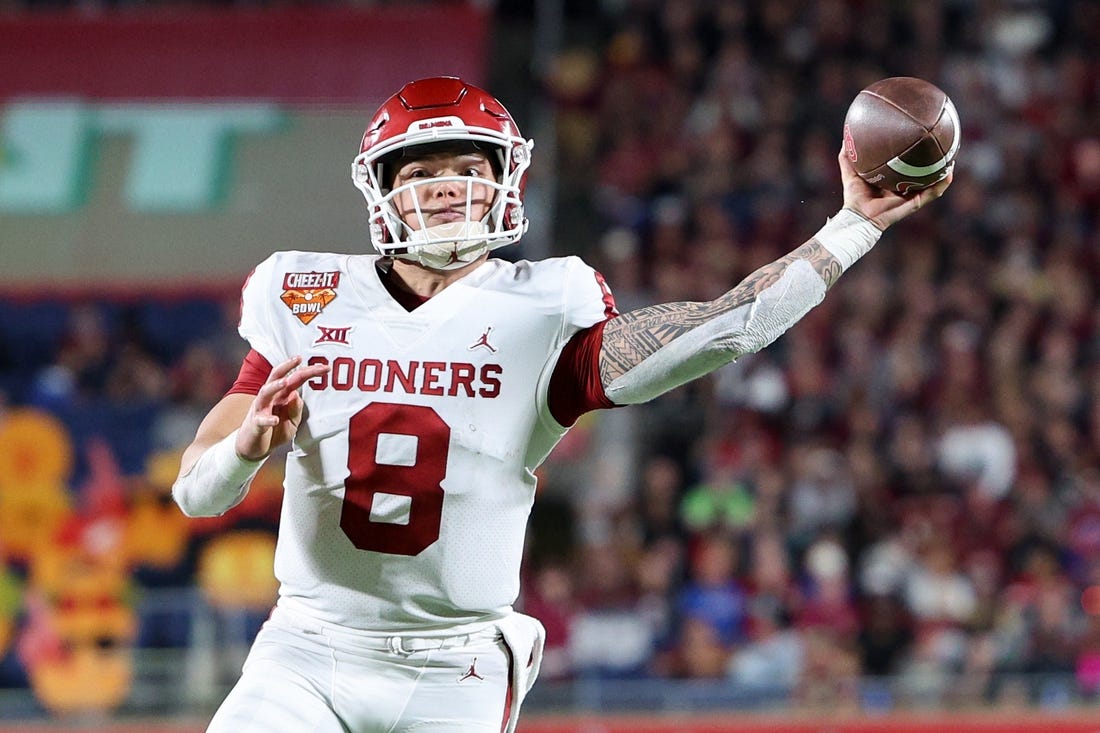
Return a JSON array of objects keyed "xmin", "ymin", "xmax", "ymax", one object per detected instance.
[{"xmin": 206, "ymin": 606, "xmax": 544, "ymax": 733}]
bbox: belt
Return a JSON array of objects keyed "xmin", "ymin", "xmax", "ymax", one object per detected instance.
[
  {"xmin": 375, "ymin": 630, "xmax": 501, "ymax": 655},
  {"xmin": 270, "ymin": 605, "xmax": 502, "ymax": 655}
]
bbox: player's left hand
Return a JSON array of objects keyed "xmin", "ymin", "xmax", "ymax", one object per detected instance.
[{"xmin": 839, "ymin": 148, "xmax": 953, "ymax": 231}]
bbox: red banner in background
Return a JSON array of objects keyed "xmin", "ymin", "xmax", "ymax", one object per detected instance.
[{"xmin": 0, "ymin": 3, "xmax": 488, "ymax": 103}]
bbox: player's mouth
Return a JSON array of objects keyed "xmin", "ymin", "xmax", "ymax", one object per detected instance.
[
  {"xmin": 432, "ymin": 209, "xmax": 466, "ymax": 222},
  {"xmin": 425, "ymin": 203, "xmax": 489, "ymax": 222}
]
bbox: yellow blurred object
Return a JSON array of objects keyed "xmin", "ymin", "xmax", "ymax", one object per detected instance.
[
  {"xmin": 30, "ymin": 541, "xmax": 128, "ymax": 600},
  {"xmin": 22, "ymin": 539, "xmax": 137, "ymax": 715},
  {"xmin": 0, "ymin": 481, "xmax": 72, "ymax": 561},
  {"xmin": 0, "ymin": 408, "xmax": 75, "ymax": 561},
  {"xmin": 52, "ymin": 603, "xmax": 136, "ymax": 644},
  {"xmin": 0, "ymin": 564, "xmax": 18, "ymax": 659},
  {"xmin": 0, "ymin": 617, "xmax": 13, "ymax": 661},
  {"xmin": 30, "ymin": 644, "xmax": 133, "ymax": 716},
  {"xmin": 0, "ymin": 408, "xmax": 73, "ymax": 491},
  {"xmin": 198, "ymin": 530, "xmax": 278, "ymax": 610},
  {"xmin": 124, "ymin": 490, "xmax": 191, "ymax": 568},
  {"xmin": 144, "ymin": 448, "xmax": 183, "ymax": 491},
  {"xmin": 29, "ymin": 543, "xmax": 136, "ymax": 645}
]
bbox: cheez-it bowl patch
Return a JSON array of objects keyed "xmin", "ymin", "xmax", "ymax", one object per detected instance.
[{"xmin": 281, "ymin": 271, "xmax": 340, "ymax": 324}]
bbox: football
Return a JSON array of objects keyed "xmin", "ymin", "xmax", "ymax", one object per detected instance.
[{"xmin": 842, "ymin": 77, "xmax": 960, "ymax": 195}]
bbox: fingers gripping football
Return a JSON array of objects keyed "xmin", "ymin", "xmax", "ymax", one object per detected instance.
[
  {"xmin": 236, "ymin": 355, "xmax": 329, "ymax": 460},
  {"xmin": 838, "ymin": 148, "xmax": 953, "ymax": 231}
]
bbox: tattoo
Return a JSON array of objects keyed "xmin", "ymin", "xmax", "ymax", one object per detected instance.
[{"xmin": 599, "ymin": 239, "xmax": 842, "ymax": 383}]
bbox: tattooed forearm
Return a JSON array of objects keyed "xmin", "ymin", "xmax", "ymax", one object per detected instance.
[
  {"xmin": 599, "ymin": 239, "xmax": 842, "ymax": 383},
  {"xmin": 801, "ymin": 238, "xmax": 845, "ymax": 287}
]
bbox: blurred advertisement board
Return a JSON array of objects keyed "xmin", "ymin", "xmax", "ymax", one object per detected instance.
[{"xmin": 0, "ymin": 5, "xmax": 488, "ymax": 290}]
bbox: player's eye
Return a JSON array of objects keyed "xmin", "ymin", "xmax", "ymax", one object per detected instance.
[{"xmin": 463, "ymin": 167, "xmax": 484, "ymax": 177}]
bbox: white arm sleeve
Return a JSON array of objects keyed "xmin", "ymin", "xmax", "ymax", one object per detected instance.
[
  {"xmin": 814, "ymin": 208, "xmax": 882, "ymax": 271},
  {"xmin": 604, "ymin": 210, "xmax": 882, "ymax": 406},
  {"xmin": 171, "ymin": 430, "xmax": 266, "ymax": 517},
  {"xmin": 605, "ymin": 259, "xmax": 828, "ymax": 405}
]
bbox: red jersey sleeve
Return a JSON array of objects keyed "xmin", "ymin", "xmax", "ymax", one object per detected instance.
[
  {"xmin": 547, "ymin": 318, "xmax": 621, "ymax": 426},
  {"xmin": 226, "ymin": 349, "xmax": 272, "ymax": 396}
]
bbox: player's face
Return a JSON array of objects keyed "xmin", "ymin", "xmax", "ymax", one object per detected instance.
[{"xmin": 392, "ymin": 152, "xmax": 497, "ymax": 230}]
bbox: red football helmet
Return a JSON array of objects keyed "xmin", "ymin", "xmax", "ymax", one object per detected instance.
[{"xmin": 351, "ymin": 77, "xmax": 533, "ymax": 268}]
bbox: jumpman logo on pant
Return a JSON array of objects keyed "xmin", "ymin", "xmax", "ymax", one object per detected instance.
[{"xmin": 458, "ymin": 657, "xmax": 485, "ymax": 682}]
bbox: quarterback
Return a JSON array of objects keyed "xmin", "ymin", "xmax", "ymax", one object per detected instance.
[{"xmin": 173, "ymin": 76, "xmax": 951, "ymax": 732}]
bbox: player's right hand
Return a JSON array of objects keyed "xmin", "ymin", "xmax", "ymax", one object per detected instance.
[
  {"xmin": 236, "ymin": 355, "xmax": 329, "ymax": 460},
  {"xmin": 839, "ymin": 148, "xmax": 953, "ymax": 231}
]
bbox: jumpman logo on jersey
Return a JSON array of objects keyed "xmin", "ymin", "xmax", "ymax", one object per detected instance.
[
  {"xmin": 467, "ymin": 326, "xmax": 497, "ymax": 353},
  {"xmin": 458, "ymin": 657, "xmax": 484, "ymax": 683}
]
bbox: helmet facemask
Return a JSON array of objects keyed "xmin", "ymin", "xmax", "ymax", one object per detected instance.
[{"xmin": 353, "ymin": 132, "xmax": 532, "ymax": 270}]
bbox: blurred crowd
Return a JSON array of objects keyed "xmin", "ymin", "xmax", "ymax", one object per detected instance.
[
  {"xmin": 523, "ymin": 0, "xmax": 1100, "ymax": 711},
  {"xmin": 2, "ymin": 0, "xmax": 1100, "ymax": 717}
]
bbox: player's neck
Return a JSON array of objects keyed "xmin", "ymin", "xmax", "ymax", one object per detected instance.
[{"xmin": 387, "ymin": 256, "xmax": 488, "ymax": 299}]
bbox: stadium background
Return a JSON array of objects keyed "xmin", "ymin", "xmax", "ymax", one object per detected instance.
[{"xmin": 2, "ymin": 1, "xmax": 1100, "ymax": 731}]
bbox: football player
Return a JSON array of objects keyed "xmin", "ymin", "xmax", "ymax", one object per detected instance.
[{"xmin": 172, "ymin": 76, "xmax": 951, "ymax": 732}]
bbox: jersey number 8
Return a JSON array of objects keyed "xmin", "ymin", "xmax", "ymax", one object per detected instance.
[{"xmin": 340, "ymin": 402, "xmax": 448, "ymax": 556}]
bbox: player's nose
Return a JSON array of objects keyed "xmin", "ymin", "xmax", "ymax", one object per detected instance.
[{"xmin": 427, "ymin": 175, "xmax": 464, "ymax": 199}]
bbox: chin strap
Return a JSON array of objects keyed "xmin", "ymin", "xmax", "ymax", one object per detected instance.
[{"xmin": 397, "ymin": 222, "xmax": 491, "ymax": 270}]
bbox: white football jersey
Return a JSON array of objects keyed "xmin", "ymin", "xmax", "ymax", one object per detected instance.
[{"xmin": 238, "ymin": 252, "xmax": 615, "ymax": 632}]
